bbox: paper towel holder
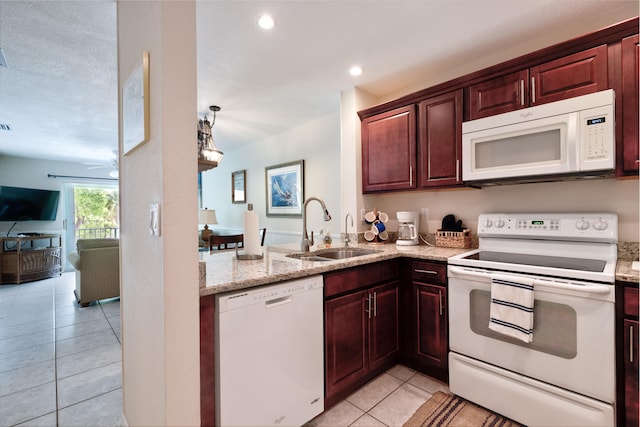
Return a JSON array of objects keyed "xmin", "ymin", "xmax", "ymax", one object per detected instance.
[
  {"xmin": 235, "ymin": 228, "xmax": 266, "ymax": 260},
  {"xmin": 235, "ymin": 245, "xmax": 263, "ymax": 260}
]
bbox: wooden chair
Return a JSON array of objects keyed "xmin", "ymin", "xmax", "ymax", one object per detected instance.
[
  {"xmin": 208, "ymin": 228, "xmax": 266, "ymax": 251},
  {"xmin": 209, "ymin": 234, "xmax": 243, "ymax": 251},
  {"xmin": 260, "ymin": 228, "xmax": 267, "ymax": 246}
]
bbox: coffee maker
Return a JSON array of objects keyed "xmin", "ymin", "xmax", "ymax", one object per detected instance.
[{"xmin": 396, "ymin": 211, "xmax": 419, "ymax": 246}]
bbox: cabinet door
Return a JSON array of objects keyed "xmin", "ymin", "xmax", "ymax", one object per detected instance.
[
  {"xmin": 369, "ymin": 281, "xmax": 400, "ymax": 371},
  {"xmin": 624, "ymin": 319, "xmax": 639, "ymax": 427},
  {"xmin": 362, "ymin": 105, "xmax": 416, "ymax": 192},
  {"xmin": 530, "ymin": 45, "xmax": 608, "ymax": 105},
  {"xmin": 418, "ymin": 90, "xmax": 463, "ymax": 187},
  {"xmin": 325, "ymin": 291, "xmax": 368, "ymax": 399},
  {"xmin": 621, "ymin": 34, "xmax": 639, "ymax": 174},
  {"xmin": 469, "ymin": 70, "xmax": 529, "ymax": 120},
  {"xmin": 413, "ymin": 283, "xmax": 448, "ymax": 379}
]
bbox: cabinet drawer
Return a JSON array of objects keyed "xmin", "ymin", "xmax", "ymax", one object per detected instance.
[
  {"xmin": 411, "ymin": 261, "xmax": 446, "ymax": 285},
  {"xmin": 325, "ymin": 260, "xmax": 398, "ymax": 298},
  {"xmin": 624, "ymin": 287, "xmax": 639, "ymax": 317}
]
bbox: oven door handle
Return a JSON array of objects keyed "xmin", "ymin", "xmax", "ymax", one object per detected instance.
[
  {"xmin": 448, "ymin": 266, "xmax": 612, "ymax": 294},
  {"xmin": 532, "ymin": 278, "xmax": 611, "ymax": 294}
]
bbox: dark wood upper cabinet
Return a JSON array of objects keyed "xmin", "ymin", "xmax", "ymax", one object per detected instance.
[
  {"xmin": 469, "ymin": 45, "xmax": 608, "ymax": 120},
  {"xmin": 530, "ymin": 44, "xmax": 608, "ymax": 105},
  {"xmin": 418, "ymin": 90, "xmax": 463, "ymax": 187},
  {"xmin": 361, "ymin": 105, "xmax": 416, "ymax": 192},
  {"xmin": 469, "ymin": 70, "xmax": 529, "ymax": 119},
  {"xmin": 621, "ymin": 34, "xmax": 639, "ymax": 174}
]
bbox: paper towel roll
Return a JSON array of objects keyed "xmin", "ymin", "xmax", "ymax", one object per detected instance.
[{"xmin": 243, "ymin": 204, "xmax": 260, "ymax": 255}]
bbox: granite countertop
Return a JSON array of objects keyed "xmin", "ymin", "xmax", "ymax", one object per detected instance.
[
  {"xmin": 199, "ymin": 242, "xmax": 640, "ymax": 297},
  {"xmin": 616, "ymin": 260, "xmax": 640, "ymax": 284},
  {"xmin": 199, "ymin": 242, "xmax": 467, "ymax": 297}
]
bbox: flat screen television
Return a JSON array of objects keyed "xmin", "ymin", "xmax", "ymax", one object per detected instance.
[{"xmin": 0, "ymin": 186, "xmax": 60, "ymax": 221}]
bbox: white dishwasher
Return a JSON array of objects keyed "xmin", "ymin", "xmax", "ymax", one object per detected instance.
[{"xmin": 215, "ymin": 275, "xmax": 325, "ymax": 427}]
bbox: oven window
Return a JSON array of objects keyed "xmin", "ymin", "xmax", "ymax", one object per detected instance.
[{"xmin": 469, "ymin": 290, "xmax": 577, "ymax": 359}]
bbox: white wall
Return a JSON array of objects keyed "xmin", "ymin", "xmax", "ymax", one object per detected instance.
[
  {"xmin": 201, "ymin": 112, "xmax": 342, "ymax": 239},
  {"xmin": 117, "ymin": 2, "xmax": 200, "ymax": 426}
]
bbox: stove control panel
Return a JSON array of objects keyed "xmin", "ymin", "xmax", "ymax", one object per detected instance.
[{"xmin": 477, "ymin": 213, "xmax": 618, "ymax": 242}]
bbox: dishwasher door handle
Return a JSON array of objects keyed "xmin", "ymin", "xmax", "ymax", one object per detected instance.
[{"xmin": 265, "ymin": 295, "xmax": 293, "ymax": 308}]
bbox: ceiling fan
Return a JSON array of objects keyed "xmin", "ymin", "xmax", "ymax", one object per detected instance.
[{"xmin": 83, "ymin": 150, "xmax": 119, "ymax": 178}]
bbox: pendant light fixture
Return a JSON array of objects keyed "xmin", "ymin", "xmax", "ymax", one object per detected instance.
[{"xmin": 198, "ymin": 105, "xmax": 224, "ymax": 168}]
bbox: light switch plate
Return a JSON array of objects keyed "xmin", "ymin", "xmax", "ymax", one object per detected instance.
[{"xmin": 149, "ymin": 203, "xmax": 160, "ymax": 236}]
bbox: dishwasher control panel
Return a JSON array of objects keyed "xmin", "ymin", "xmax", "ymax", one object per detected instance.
[{"xmin": 216, "ymin": 275, "xmax": 323, "ymax": 312}]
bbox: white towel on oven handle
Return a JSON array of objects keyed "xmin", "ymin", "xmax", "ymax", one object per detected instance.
[{"xmin": 488, "ymin": 273, "xmax": 535, "ymax": 343}]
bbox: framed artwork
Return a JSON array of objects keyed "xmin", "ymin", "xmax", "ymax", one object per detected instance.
[
  {"xmin": 265, "ymin": 160, "xmax": 304, "ymax": 217},
  {"xmin": 122, "ymin": 51, "xmax": 150, "ymax": 155},
  {"xmin": 232, "ymin": 169, "xmax": 246, "ymax": 204}
]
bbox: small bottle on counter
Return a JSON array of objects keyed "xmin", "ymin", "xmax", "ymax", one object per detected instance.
[{"xmin": 323, "ymin": 228, "xmax": 332, "ymax": 248}]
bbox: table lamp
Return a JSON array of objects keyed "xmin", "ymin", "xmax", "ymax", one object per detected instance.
[{"xmin": 199, "ymin": 208, "xmax": 218, "ymax": 242}]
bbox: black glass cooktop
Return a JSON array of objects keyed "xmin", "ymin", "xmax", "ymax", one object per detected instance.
[{"xmin": 464, "ymin": 251, "xmax": 607, "ymax": 272}]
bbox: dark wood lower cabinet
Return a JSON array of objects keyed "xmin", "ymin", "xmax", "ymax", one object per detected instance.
[
  {"xmin": 324, "ymin": 262, "xmax": 400, "ymax": 408},
  {"xmin": 616, "ymin": 283, "xmax": 639, "ymax": 427},
  {"xmin": 624, "ymin": 318, "xmax": 639, "ymax": 427},
  {"xmin": 401, "ymin": 260, "xmax": 448, "ymax": 382},
  {"xmin": 199, "ymin": 295, "xmax": 216, "ymax": 427},
  {"xmin": 325, "ymin": 290, "xmax": 368, "ymax": 401}
]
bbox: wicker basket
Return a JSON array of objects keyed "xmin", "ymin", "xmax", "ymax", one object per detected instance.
[{"xmin": 435, "ymin": 229, "xmax": 472, "ymax": 248}]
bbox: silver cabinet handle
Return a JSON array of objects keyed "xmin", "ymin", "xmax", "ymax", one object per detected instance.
[
  {"xmin": 456, "ymin": 159, "xmax": 460, "ymax": 182},
  {"xmin": 631, "ymin": 325, "xmax": 635, "ymax": 364},
  {"xmin": 373, "ymin": 292, "xmax": 377, "ymax": 317},
  {"xmin": 531, "ymin": 77, "xmax": 536, "ymax": 104},
  {"xmin": 439, "ymin": 290, "xmax": 443, "ymax": 316},
  {"xmin": 520, "ymin": 80, "xmax": 525, "ymax": 106},
  {"xmin": 415, "ymin": 269, "xmax": 438, "ymax": 275},
  {"xmin": 366, "ymin": 294, "xmax": 372, "ymax": 319},
  {"xmin": 409, "ymin": 166, "xmax": 413, "ymax": 187}
]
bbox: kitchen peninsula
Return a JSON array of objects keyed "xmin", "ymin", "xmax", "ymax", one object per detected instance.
[{"xmin": 198, "ymin": 242, "xmax": 466, "ymax": 296}]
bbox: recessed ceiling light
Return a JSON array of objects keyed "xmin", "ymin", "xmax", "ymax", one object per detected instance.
[
  {"xmin": 258, "ymin": 14, "xmax": 275, "ymax": 30},
  {"xmin": 349, "ymin": 66, "xmax": 363, "ymax": 76}
]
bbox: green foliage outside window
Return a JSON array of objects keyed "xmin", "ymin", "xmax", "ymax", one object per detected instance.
[{"xmin": 74, "ymin": 187, "xmax": 119, "ymax": 238}]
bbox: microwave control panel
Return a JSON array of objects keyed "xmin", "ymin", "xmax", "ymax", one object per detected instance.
[{"xmin": 580, "ymin": 104, "xmax": 614, "ymax": 170}]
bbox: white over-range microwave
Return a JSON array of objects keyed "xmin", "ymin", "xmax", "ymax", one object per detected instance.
[{"xmin": 462, "ymin": 89, "xmax": 615, "ymax": 183}]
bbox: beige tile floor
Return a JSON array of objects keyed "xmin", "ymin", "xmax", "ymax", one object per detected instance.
[
  {"xmin": 308, "ymin": 365, "xmax": 449, "ymax": 427},
  {"xmin": 0, "ymin": 273, "xmax": 122, "ymax": 427},
  {"xmin": 0, "ymin": 272, "xmax": 448, "ymax": 427}
]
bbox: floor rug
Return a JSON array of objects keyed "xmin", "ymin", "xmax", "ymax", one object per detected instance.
[{"xmin": 403, "ymin": 391, "xmax": 524, "ymax": 427}]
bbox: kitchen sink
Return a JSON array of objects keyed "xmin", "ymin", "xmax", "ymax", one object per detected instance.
[{"xmin": 286, "ymin": 247, "xmax": 381, "ymax": 261}]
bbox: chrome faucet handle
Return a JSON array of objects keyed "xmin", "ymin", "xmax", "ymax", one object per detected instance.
[{"xmin": 309, "ymin": 231, "xmax": 314, "ymax": 247}]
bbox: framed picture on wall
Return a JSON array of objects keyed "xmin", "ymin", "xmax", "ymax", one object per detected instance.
[
  {"xmin": 232, "ymin": 169, "xmax": 246, "ymax": 204},
  {"xmin": 265, "ymin": 160, "xmax": 304, "ymax": 217},
  {"xmin": 122, "ymin": 51, "xmax": 150, "ymax": 155}
]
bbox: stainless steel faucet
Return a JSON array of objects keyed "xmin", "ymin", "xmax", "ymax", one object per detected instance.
[
  {"xmin": 344, "ymin": 213, "xmax": 353, "ymax": 247},
  {"xmin": 301, "ymin": 197, "xmax": 331, "ymax": 252}
]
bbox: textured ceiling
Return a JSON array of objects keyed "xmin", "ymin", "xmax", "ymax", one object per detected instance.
[{"xmin": 0, "ymin": 0, "xmax": 637, "ymax": 167}]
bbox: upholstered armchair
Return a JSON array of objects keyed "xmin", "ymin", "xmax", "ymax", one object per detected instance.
[{"xmin": 68, "ymin": 238, "xmax": 120, "ymax": 307}]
